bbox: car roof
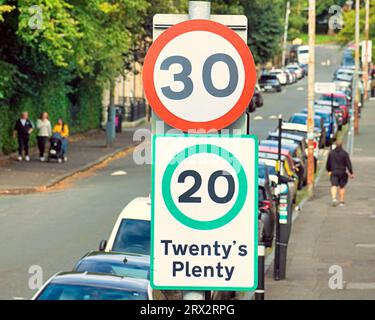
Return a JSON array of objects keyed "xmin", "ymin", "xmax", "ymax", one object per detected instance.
[
  {"xmin": 282, "ymin": 122, "xmax": 308, "ymax": 132},
  {"xmin": 268, "ymin": 131, "xmax": 304, "ymax": 142},
  {"xmin": 78, "ymin": 251, "xmax": 150, "ymax": 267},
  {"xmin": 118, "ymin": 197, "xmax": 150, "ymax": 221},
  {"xmin": 259, "ymin": 145, "xmax": 291, "ymax": 157},
  {"xmin": 261, "ymin": 140, "xmax": 298, "ymax": 151},
  {"xmin": 259, "ymin": 152, "xmax": 287, "ymax": 162},
  {"xmin": 51, "ymin": 272, "xmax": 149, "ymax": 291},
  {"xmin": 323, "ymin": 92, "xmax": 346, "ymax": 98},
  {"xmin": 290, "ymin": 113, "xmax": 322, "ymax": 122},
  {"xmin": 315, "ymin": 100, "xmax": 340, "ymax": 107},
  {"xmin": 302, "ymin": 108, "xmax": 330, "ymax": 115}
]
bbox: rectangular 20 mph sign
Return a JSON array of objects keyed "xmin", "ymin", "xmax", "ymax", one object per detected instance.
[{"xmin": 151, "ymin": 134, "xmax": 258, "ymax": 291}]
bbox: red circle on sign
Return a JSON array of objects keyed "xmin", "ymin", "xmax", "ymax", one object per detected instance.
[{"xmin": 143, "ymin": 19, "xmax": 257, "ymax": 132}]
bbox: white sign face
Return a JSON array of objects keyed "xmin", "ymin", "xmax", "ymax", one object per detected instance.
[
  {"xmin": 315, "ymin": 82, "xmax": 336, "ymax": 94},
  {"xmin": 143, "ymin": 20, "xmax": 256, "ymax": 132},
  {"xmin": 155, "ymin": 31, "xmax": 245, "ymax": 123},
  {"xmin": 362, "ymin": 40, "xmax": 372, "ymax": 63},
  {"xmin": 151, "ymin": 135, "xmax": 258, "ymax": 291}
]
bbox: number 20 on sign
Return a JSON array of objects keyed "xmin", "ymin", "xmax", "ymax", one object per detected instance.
[{"xmin": 151, "ymin": 135, "xmax": 258, "ymax": 291}]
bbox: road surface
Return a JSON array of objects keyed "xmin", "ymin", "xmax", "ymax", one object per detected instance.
[{"xmin": 0, "ymin": 45, "xmax": 341, "ymax": 299}]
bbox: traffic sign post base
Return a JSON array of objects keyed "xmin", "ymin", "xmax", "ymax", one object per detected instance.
[{"xmin": 255, "ymin": 243, "xmax": 265, "ymax": 300}]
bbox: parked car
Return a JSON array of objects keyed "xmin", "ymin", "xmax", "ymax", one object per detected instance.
[
  {"xmin": 283, "ymin": 69, "xmax": 295, "ymax": 84},
  {"xmin": 260, "ymin": 140, "xmax": 307, "ymax": 188},
  {"xmin": 267, "ymin": 131, "xmax": 308, "ymax": 160},
  {"xmin": 315, "ymin": 101, "xmax": 344, "ymax": 131},
  {"xmin": 285, "ymin": 64, "xmax": 304, "ymax": 79},
  {"xmin": 319, "ymin": 93, "xmax": 350, "ymax": 124},
  {"xmin": 258, "ymin": 150, "xmax": 299, "ymax": 204},
  {"xmin": 259, "ymin": 74, "xmax": 282, "ymax": 92},
  {"xmin": 302, "ymin": 108, "xmax": 338, "ymax": 145},
  {"xmin": 281, "ymin": 122, "xmax": 319, "ymax": 171},
  {"xmin": 32, "ymin": 272, "xmax": 152, "ymax": 300},
  {"xmin": 99, "ymin": 197, "xmax": 150, "ymax": 255},
  {"xmin": 269, "ymin": 69, "xmax": 288, "ymax": 85},
  {"xmin": 288, "ymin": 113, "xmax": 326, "ymax": 148},
  {"xmin": 334, "ymin": 68, "xmax": 354, "ymax": 81},
  {"xmin": 253, "ymin": 84, "xmax": 264, "ymax": 107},
  {"xmin": 74, "ymin": 251, "xmax": 150, "ymax": 279},
  {"xmin": 248, "ymin": 84, "xmax": 264, "ymax": 112},
  {"xmin": 258, "ymin": 178, "xmax": 276, "ymax": 248}
]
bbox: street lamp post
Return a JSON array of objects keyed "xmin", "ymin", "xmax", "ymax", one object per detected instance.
[
  {"xmin": 354, "ymin": 0, "xmax": 360, "ymax": 135},
  {"xmin": 307, "ymin": 0, "xmax": 316, "ymax": 195},
  {"xmin": 363, "ymin": 0, "xmax": 370, "ymax": 101},
  {"xmin": 282, "ymin": 1, "xmax": 291, "ymax": 68}
]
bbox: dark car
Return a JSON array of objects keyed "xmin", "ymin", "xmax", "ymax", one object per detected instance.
[
  {"xmin": 74, "ymin": 251, "xmax": 150, "ymax": 280},
  {"xmin": 302, "ymin": 108, "xmax": 338, "ymax": 145},
  {"xmin": 33, "ymin": 272, "xmax": 151, "ymax": 300},
  {"xmin": 260, "ymin": 140, "xmax": 306, "ymax": 189},
  {"xmin": 289, "ymin": 113, "xmax": 326, "ymax": 148},
  {"xmin": 259, "ymin": 74, "xmax": 282, "ymax": 92},
  {"xmin": 267, "ymin": 131, "xmax": 308, "ymax": 158},
  {"xmin": 258, "ymin": 178, "xmax": 276, "ymax": 248},
  {"xmin": 253, "ymin": 84, "xmax": 264, "ymax": 108}
]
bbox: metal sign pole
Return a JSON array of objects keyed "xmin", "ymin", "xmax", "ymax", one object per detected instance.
[
  {"xmin": 274, "ymin": 117, "xmax": 283, "ymax": 281},
  {"xmin": 185, "ymin": 1, "xmax": 211, "ymax": 301}
]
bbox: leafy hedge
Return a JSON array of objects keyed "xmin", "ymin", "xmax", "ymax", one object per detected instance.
[{"xmin": 0, "ymin": 74, "xmax": 102, "ymax": 155}]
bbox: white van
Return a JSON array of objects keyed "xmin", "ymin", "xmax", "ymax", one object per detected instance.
[{"xmin": 297, "ymin": 45, "xmax": 309, "ymax": 65}]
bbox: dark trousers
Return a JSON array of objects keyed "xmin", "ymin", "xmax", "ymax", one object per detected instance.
[
  {"xmin": 37, "ymin": 136, "xmax": 48, "ymax": 157},
  {"xmin": 18, "ymin": 134, "xmax": 29, "ymax": 156}
]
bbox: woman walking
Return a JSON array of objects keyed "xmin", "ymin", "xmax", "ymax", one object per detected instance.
[
  {"xmin": 53, "ymin": 118, "xmax": 69, "ymax": 162},
  {"xmin": 36, "ymin": 112, "xmax": 52, "ymax": 162}
]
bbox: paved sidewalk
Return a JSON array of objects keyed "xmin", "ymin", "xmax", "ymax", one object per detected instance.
[
  {"xmin": 0, "ymin": 125, "xmax": 149, "ymax": 194},
  {"xmin": 266, "ymin": 100, "xmax": 375, "ymax": 300}
]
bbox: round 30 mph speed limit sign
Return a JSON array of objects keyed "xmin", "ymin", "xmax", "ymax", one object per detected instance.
[{"xmin": 143, "ymin": 20, "xmax": 257, "ymax": 132}]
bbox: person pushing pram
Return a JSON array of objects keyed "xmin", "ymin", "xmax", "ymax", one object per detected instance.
[{"xmin": 49, "ymin": 118, "xmax": 69, "ymax": 163}]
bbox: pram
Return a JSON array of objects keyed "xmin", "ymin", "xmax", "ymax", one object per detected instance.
[{"xmin": 48, "ymin": 133, "xmax": 64, "ymax": 163}]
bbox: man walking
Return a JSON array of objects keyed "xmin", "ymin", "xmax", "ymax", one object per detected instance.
[
  {"xmin": 326, "ymin": 141, "xmax": 354, "ymax": 207},
  {"xmin": 13, "ymin": 111, "xmax": 34, "ymax": 161}
]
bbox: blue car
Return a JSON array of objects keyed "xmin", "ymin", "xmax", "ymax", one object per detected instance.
[
  {"xmin": 301, "ymin": 108, "xmax": 337, "ymax": 146},
  {"xmin": 289, "ymin": 113, "xmax": 326, "ymax": 148}
]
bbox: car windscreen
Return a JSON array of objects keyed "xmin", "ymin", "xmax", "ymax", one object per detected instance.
[
  {"xmin": 36, "ymin": 283, "xmax": 148, "ymax": 300},
  {"xmin": 290, "ymin": 115, "xmax": 320, "ymax": 129},
  {"xmin": 289, "ymin": 115, "xmax": 307, "ymax": 125},
  {"xmin": 260, "ymin": 75, "xmax": 277, "ymax": 81},
  {"xmin": 112, "ymin": 219, "xmax": 150, "ymax": 255},
  {"xmin": 315, "ymin": 113, "xmax": 330, "ymax": 124},
  {"xmin": 75, "ymin": 260, "xmax": 150, "ymax": 280}
]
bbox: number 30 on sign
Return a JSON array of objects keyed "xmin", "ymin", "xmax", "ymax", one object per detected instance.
[{"xmin": 143, "ymin": 20, "xmax": 256, "ymax": 132}]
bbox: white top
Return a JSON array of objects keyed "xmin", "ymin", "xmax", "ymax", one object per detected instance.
[{"xmin": 36, "ymin": 119, "xmax": 52, "ymax": 137}]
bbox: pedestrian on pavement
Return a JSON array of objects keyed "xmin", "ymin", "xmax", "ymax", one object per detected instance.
[
  {"xmin": 53, "ymin": 118, "xmax": 69, "ymax": 162},
  {"xmin": 36, "ymin": 112, "xmax": 52, "ymax": 162},
  {"xmin": 13, "ymin": 111, "xmax": 34, "ymax": 162},
  {"xmin": 326, "ymin": 141, "xmax": 354, "ymax": 207}
]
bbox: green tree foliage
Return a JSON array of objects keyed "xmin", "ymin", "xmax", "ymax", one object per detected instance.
[
  {"xmin": 338, "ymin": 3, "xmax": 375, "ymax": 56},
  {"xmin": 0, "ymin": 0, "xmax": 287, "ymax": 153},
  {"xmin": 241, "ymin": 0, "xmax": 284, "ymax": 64}
]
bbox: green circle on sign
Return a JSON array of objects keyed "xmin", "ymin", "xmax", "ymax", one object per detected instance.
[{"xmin": 162, "ymin": 144, "xmax": 248, "ymax": 230}]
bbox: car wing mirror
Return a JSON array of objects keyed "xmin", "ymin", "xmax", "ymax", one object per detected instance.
[{"xmin": 99, "ymin": 239, "xmax": 107, "ymax": 251}]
